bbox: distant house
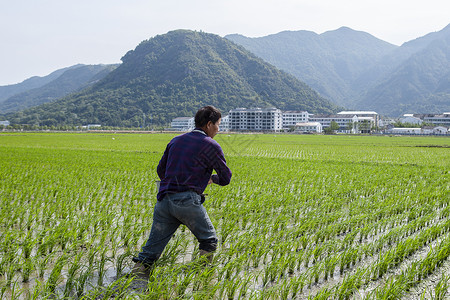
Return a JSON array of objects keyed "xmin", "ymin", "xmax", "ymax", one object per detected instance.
[
  {"xmin": 309, "ymin": 114, "xmax": 376, "ymax": 133},
  {"xmin": 220, "ymin": 115, "xmax": 229, "ymax": 132},
  {"xmin": 433, "ymin": 126, "xmax": 448, "ymax": 135},
  {"xmin": 87, "ymin": 124, "xmax": 101, "ymax": 130},
  {"xmin": 400, "ymin": 115, "xmax": 423, "ymax": 125},
  {"xmin": 295, "ymin": 122, "xmax": 322, "ymax": 133},
  {"xmin": 337, "ymin": 111, "xmax": 379, "ymax": 127},
  {"xmin": 387, "ymin": 128, "xmax": 422, "ymax": 134},
  {"xmin": 171, "ymin": 117, "xmax": 194, "ymax": 131}
]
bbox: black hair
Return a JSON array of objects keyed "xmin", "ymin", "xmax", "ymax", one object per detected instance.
[{"xmin": 195, "ymin": 106, "xmax": 222, "ymax": 128}]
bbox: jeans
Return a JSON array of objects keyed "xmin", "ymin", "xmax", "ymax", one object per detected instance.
[{"xmin": 136, "ymin": 191, "xmax": 217, "ymax": 266}]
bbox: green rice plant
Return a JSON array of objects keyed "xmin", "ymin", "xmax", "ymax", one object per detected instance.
[
  {"xmin": 9, "ymin": 281, "xmax": 25, "ymax": 300},
  {"xmin": 21, "ymin": 235, "xmax": 35, "ymax": 260},
  {"xmin": 176, "ymin": 268, "xmax": 197, "ymax": 297},
  {"xmin": 45, "ymin": 254, "xmax": 67, "ymax": 294},
  {"xmin": 28, "ymin": 279, "xmax": 46, "ymax": 300},
  {"xmin": 431, "ymin": 273, "xmax": 450, "ymax": 300},
  {"xmin": 96, "ymin": 249, "xmax": 110, "ymax": 286},
  {"xmin": 335, "ymin": 268, "xmax": 366, "ymax": 300},
  {"xmin": 5, "ymin": 260, "xmax": 17, "ymax": 287},
  {"xmin": 290, "ymin": 274, "xmax": 306, "ymax": 298},
  {"xmin": 36, "ymin": 253, "xmax": 53, "ymax": 278},
  {"xmin": 21, "ymin": 257, "xmax": 33, "ymax": 282},
  {"xmin": 75, "ymin": 268, "xmax": 92, "ymax": 298},
  {"xmin": 115, "ymin": 250, "xmax": 131, "ymax": 277},
  {"xmin": 324, "ymin": 255, "xmax": 339, "ymax": 280},
  {"xmin": 63, "ymin": 252, "xmax": 83, "ymax": 298},
  {"xmin": 225, "ymin": 274, "xmax": 244, "ymax": 300},
  {"xmin": 310, "ymin": 286, "xmax": 335, "ymax": 300},
  {"xmin": 146, "ymin": 268, "xmax": 173, "ymax": 299},
  {"xmin": 89, "ymin": 276, "xmax": 134, "ymax": 300},
  {"xmin": 236, "ymin": 274, "xmax": 254, "ymax": 299},
  {"xmin": 0, "ymin": 280, "xmax": 7, "ymax": 299}
]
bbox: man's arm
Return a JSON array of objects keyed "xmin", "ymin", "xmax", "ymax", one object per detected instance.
[
  {"xmin": 157, "ymin": 145, "xmax": 169, "ymax": 180},
  {"xmin": 211, "ymin": 147, "xmax": 232, "ymax": 186}
]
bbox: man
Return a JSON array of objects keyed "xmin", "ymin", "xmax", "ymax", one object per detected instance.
[{"xmin": 131, "ymin": 106, "xmax": 232, "ymax": 278}]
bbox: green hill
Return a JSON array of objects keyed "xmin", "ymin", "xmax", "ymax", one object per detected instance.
[{"xmin": 6, "ymin": 30, "xmax": 339, "ymax": 127}]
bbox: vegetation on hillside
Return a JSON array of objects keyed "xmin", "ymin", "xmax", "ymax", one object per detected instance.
[{"xmin": 4, "ymin": 30, "xmax": 339, "ymax": 127}]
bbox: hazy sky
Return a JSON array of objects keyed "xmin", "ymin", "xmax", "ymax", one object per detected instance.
[{"xmin": 0, "ymin": 0, "xmax": 449, "ymax": 85}]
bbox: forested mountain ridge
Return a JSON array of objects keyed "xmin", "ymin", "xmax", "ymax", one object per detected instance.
[
  {"xmin": 0, "ymin": 64, "xmax": 116, "ymax": 113},
  {"xmin": 226, "ymin": 24, "xmax": 450, "ymax": 116},
  {"xmin": 5, "ymin": 30, "xmax": 339, "ymax": 127},
  {"xmin": 355, "ymin": 24, "xmax": 450, "ymax": 115},
  {"xmin": 226, "ymin": 27, "xmax": 397, "ymax": 106}
]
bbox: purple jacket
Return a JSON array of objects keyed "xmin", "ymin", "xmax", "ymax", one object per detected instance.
[{"xmin": 157, "ymin": 128, "xmax": 232, "ymax": 201}]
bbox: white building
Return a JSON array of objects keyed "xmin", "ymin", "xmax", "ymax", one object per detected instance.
[
  {"xmin": 282, "ymin": 111, "xmax": 309, "ymax": 129},
  {"xmin": 220, "ymin": 115, "xmax": 229, "ymax": 132},
  {"xmin": 387, "ymin": 128, "xmax": 422, "ymax": 134},
  {"xmin": 401, "ymin": 114, "xmax": 423, "ymax": 125},
  {"xmin": 0, "ymin": 121, "xmax": 10, "ymax": 126},
  {"xmin": 295, "ymin": 122, "xmax": 322, "ymax": 133},
  {"xmin": 87, "ymin": 124, "xmax": 101, "ymax": 130},
  {"xmin": 337, "ymin": 111, "xmax": 379, "ymax": 127},
  {"xmin": 229, "ymin": 107, "xmax": 282, "ymax": 131},
  {"xmin": 433, "ymin": 126, "xmax": 448, "ymax": 135},
  {"xmin": 309, "ymin": 114, "xmax": 375, "ymax": 133},
  {"xmin": 171, "ymin": 117, "xmax": 194, "ymax": 131},
  {"xmin": 415, "ymin": 113, "xmax": 450, "ymax": 127}
]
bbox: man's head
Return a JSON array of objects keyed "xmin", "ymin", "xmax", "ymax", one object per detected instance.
[{"xmin": 195, "ymin": 106, "xmax": 222, "ymax": 138}]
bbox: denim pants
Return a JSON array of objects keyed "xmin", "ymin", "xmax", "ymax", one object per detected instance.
[{"xmin": 136, "ymin": 191, "xmax": 218, "ymax": 266}]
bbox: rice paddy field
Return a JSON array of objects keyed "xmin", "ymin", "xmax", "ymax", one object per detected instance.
[{"xmin": 0, "ymin": 132, "xmax": 449, "ymax": 299}]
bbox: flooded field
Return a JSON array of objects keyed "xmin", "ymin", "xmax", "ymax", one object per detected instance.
[{"xmin": 0, "ymin": 133, "xmax": 449, "ymax": 299}]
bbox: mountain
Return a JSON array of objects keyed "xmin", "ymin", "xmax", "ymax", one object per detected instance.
[
  {"xmin": 354, "ymin": 24, "xmax": 450, "ymax": 116},
  {"xmin": 226, "ymin": 27, "xmax": 397, "ymax": 106},
  {"xmin": 0, "ymin": 65, "xmax": 80, "ymax": 103},
  {"xmin": 0, "ymin": 64, "xmax": 116, "ymax": 113},
  {"xmin": 226, "ymin": 24, "xmax": 450, "ymax": 117},
  {"xmin": 5, "ymin": 30, "xmax": 339, "ymax": 127}
]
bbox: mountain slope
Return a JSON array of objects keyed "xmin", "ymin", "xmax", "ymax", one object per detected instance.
[
  {"xmin": 0, "ymin": 65, "xmax": 81, "ymax": 103},
  {"xmin": 0, "ymin": 64, "xmax": 116, "ymax": 113},
  {"xmin": 226, "ymin": 27, "xmax": 397, "ymax": 106},
  {"xmin": 6, "ymin": 30, "xmax": 339, "ymax": 127},
  {"xmin": 355, "ymin": 32, "xmax": 450, "ymax": 116},
  {"xmin": 227, "ymin": 24, "xmax": 450, "ymax": 116}
]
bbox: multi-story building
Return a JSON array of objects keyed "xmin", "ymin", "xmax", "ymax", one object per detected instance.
[
  {"xmin": 282, "ymin": 111, "xmax": 309, "ymax": 129},
  {"xmin": 414, "ymin": 113, "xmax": 450, "ymax": 127},
  {"xmin": 220, "ymin": 115, "xmax": 229, "ymax": 132},
  {"xmin": 171, "ymin": 117, "xmax": 194, "ymax": 131},
  {"xmin": 229, "ymin": 107, "xmax": 282, "ymax": 131},
  {"xmin": 337, "ymin": 111, "xmax": 379, "ymax": 127},
  {"xmin": 309, "ymin": 113, "xmax": 376, "ymax": 133}
]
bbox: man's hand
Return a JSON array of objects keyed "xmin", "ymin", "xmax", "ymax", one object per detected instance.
[{"xmin": 208, "ymin": 177, "xmax": 213, "ymax": 185}]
